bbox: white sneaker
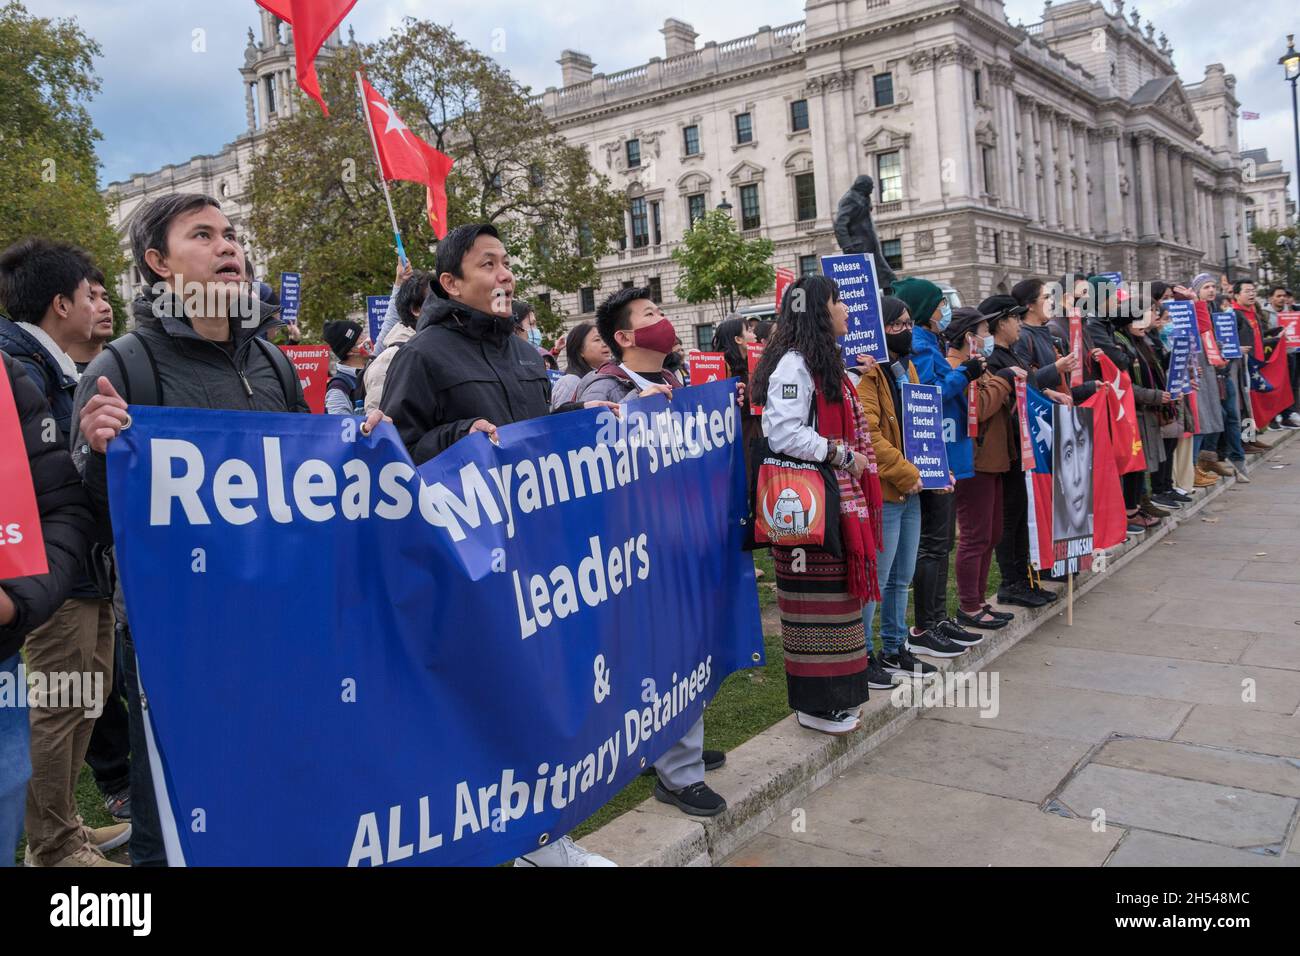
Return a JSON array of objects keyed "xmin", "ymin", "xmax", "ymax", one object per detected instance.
[
  {"xmin": 1172, "ymin": 486, "xmax": 1191, "ymax": 497},
  {"xmin": 514, "ymin": 835, "xmax": 616, "ymax": 867},
  {"xmin": 1288, "ymin": 412, "xmax": 1300, "ymax": 428},
  {"xmin": 795, "ymin": 710, "xmax": 861, "ymax": 736}
]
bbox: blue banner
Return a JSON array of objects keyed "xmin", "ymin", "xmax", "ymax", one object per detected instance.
[
  {"xmin": 820, "ymin": 253, "xmax": 887, "ymax": 363},
  {"xmin": 1212, "ymin": 310, "xmax": 1242, "ymax": 359},
  {"xmin": 900, "ymin": 382, "xmax": 949, "ymax": 489},
  {"xmin": 366, "ymin": 295, "xmax": 391, "ymax": 344},
  {"xmin": 1025, "ymin": 384, "xmax": 1054, "ymax": 473},
  {"xmin": 106, "ymin": 381, "xmax": 762, "ymax": 866},
  {"xmin": 280, "ymin": 272, "xmax": 302, "ymax": 324},
  {"xmin": 1166, "ymin": 334, "xmax": 1193, "ymax": 396}
]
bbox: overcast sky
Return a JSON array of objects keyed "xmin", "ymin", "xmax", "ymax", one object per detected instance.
[{"xmin": 25, "ymin": 0, "xmax": 1300, "ymax": 201}]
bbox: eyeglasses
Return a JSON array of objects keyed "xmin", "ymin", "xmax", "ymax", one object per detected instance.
[{"xmin": 885, "ymin": 319, "xmax": 913, "ymax": 331}]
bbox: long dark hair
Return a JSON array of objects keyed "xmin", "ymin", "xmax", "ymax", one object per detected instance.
[
  {"xmin": 711, "ymin": 316, "xmax": 747, "ymax": 376},
  {"xmin": 751, "ymin": 274, "xmax": 846, "ymax": 405},
  {"xmin": 564, "ymin": 321, "xmax": 600, "ymax": 377}
]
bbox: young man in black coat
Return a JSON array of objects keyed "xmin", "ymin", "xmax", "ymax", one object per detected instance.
[{"xmin": 0, "ymin": 352, "xmax": 95, "ymax": 868}]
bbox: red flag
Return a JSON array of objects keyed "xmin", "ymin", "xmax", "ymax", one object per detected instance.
[
  {"xmin": 359, "ymin": 75, "xmax": 454, "ymax": 238},
  {"xmin": 1095, "ymin": 351, "xmax": 1145, "ymax": 474},
  {"xmin": 0, "ymin": 362, "xmax": 48, "ymax": 578},
  {"xmin": 255, "ymin": 0, "xmax": 358, "ymax": 115},
  {"xmin": 1081, "ymin": 387, "xmax": 1127, "ymax": 551},
  {"xmin": 1027, "ymin": 470, "xmax": 1054, "ymax": 572},
  {"xmin": 1250, "ymin": 342, "xmax": 1293, "ymax": 424}
]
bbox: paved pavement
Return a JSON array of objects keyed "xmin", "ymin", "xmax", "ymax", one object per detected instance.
[{"xmin": 723, "ymin": 439, "xmax": 1300, "ymax": 867}]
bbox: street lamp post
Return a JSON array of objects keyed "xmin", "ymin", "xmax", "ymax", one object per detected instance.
[
  {"xmin": 1221, "ymin": 231, "xmax": 1232, "ymax": 283},
  {"xmin": 1281, "ymin": 36, "xmax": 1300, "ymax": 227},
  {"xmin": 716, "ymin": 192, "xmax": 733, "ymax": 216}
]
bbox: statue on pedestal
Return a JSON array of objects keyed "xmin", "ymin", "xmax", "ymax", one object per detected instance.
[{"xmin": 833, "ymin": 175, "xmax": 897, "ymax": 292}]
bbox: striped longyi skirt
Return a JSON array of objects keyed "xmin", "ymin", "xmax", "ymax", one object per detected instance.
[{"xmin": 773, "ymin": 543, "xmax": 870, "ymax": 714}]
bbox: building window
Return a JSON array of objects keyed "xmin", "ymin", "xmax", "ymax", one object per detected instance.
[
  {"xmin": 622, "ymin": 280, "xmax": 634, "ymax": 290},
  {"xmin": 580, "ymin": 287, "xmax": 596, "ymax": 313},
  {"xmin": 882, "ymin": 238, "xmax": 902, "ymax": 271},
  {"xmin": 981, "ymin": 146, "xmax": 996, "ymax": 195},
  {"xmin": 265, "ymin": 74, "xmax": 278, "ymax": 114},
  {"xmin": 735, "ymin": 112, "xmax": 753, "ymax": 145},
  {"xmin": 873, "ymin": 73, "xmax": 894, "ymax": 108},
  {"xmin": 992, "ymin": 232, "xmax": 1002, "ymax": 264},
  {"xmin": 799, "ymin": 254, "xmax": 820, "ymax": 277},
  {"xmin": 630, "ymin": 197, "xmax": 649, "ymax": 248},
  {"xmin": 683, "ymin": 125, "xmax": 701, "ymax": 156},
  {"xmin": 626, "ymin": 139, "xmax": 641, "ymax": 168},
  {"xmin": 973, "ymin": 67, "xmax": 983, "ymax": 104},
  {"xmin": 695, "ymin": 324, "xmax": 715, "ymax": 351},
  {"xmin": 687, "ymin": 193, "xmax": 706, "ymax": 227},
  {"xmin": 648, "ymin": 276, "xmax": 662, "ymax": 302},
  {"xmin": 578, "ymin": 223, "xmax": 593, "ymax": 256},
  {"xmin": 790, "ymin": 99, "xmax": 809, "ymax": 132},
  {"xmin": 877, "ymin": 150, "xmax": 902, "ymax": 203},
  {"xmin": 488, "ymin": 172, "xmax": 503, "ymax": 197},
  {"xmin": 529, "ymin": 164, "xmax": 544, "ymax": 189},
  {"xmin": 538, "ymin": 292, "xmax": 552, "ymax": 311},
  {"xmin": 651, "ymin": 201, "xmax": 662, "ymax": 245},
  {"xmin": 739, "ymin": 183, "xmax": 761, "ymax": 230},
  {"xmin": 794, "ymin": 172, "xmax": 817, "ymax": 221},
  {"xmin": 1245, "ymin": 210, "xmax": 1257, "ymax": 233}
]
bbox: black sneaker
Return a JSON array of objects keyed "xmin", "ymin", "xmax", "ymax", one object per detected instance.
[
  {"xmin": 995, "ymin": 581, "xmax": 1048, "ymax": 608},
  {"xmin": 934, "ymin": 619, "xmax": 983, "ymax": 646},
  {"xmin": 1150, "ymin": 493, "xmax": 1183, "ymax": 509},
  {"xmin": 881, "ymin": 646, "xmax": 938, "ymax": 677},
  {"xmin": 653, "ymin": 780, "xmax": 727, "ymax": 817},
  {"xmin": 955, "ymin": 607, "xmax": 1008, "ymax": 630},
  {"xmin": 1030, "ymin": 584, "xmax": 1059, "ymax": 604},
  {"xmin": 703, "ymin": 750, "xmax": 725, "ymax": 772},
  {"xmin": 866, "ymin": 658, "xmax": 897, "ymax": 689},
  {"xmin": 1168, "ymin": 490, "xmax": 1193, "ymax": 502},
  {"xmin": 907, "ymin": 628, "xmax": 965, "ymax": 658}
]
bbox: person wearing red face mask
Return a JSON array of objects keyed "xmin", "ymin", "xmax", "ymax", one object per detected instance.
[{"xmin": 577, "ymin": 286, "xmax": 683, "ymax": 403}]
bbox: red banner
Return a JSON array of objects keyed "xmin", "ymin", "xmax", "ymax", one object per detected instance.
[
  {"xmin": 774, "ymin": 267, "xmax": 795, "ymax": 312},
  {"xmin": 747, "ymin": 342, "xmax": 765, "ymax": 415},
  {"xmin": 1015, "ymin": 376, "xmax": 1033, "ymax": 470},
  {"xmin": 689, "ymin": 351, "xmax": 727, "ymax": 386},
  {"xmin": 1068, "ymin": 310, "xmax": 1084, "ymax": 388},
  {"xmin": 1279, "ymin": 312, "xmax": 1300, "ymax": 351},
  {"xmin": 1200, "ymin": 329, "xmax": 1223, "ymax": 366},
  {"xmin": 281, "ymin": 344, "xmax": 332, "ymax": 414},
  {"xmin": 0, "ymin": 363, "xmax": 48, "ymax": 578}
]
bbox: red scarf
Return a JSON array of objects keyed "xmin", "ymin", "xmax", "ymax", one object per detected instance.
[
  {"xmin": 1240, "ymin": 306, "xmax": 1267, "ymax": 358},
  {"xmin": 815, "ymin": 376, "xmax": 884, "ymax": 602}
]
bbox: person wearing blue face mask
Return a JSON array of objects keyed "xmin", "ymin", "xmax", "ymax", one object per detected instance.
[
  {"xmin": 513, "ymin": 300, "xmax": 545, "ymax": 351},
  {"xmin": 891, "ymin": 278, "xmax": 984, "ymax": 655}
]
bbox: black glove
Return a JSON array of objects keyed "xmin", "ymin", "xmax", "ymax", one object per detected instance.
[{"xmin": 960, "ymin": 357, "xmax": 985, "ymax": 381}]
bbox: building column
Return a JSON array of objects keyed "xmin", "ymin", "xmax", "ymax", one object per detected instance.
[
  {"xmin": 1040, "ymin": 107, "xmax": 1059, "ymax": 229},
  {"xmin": 1059, "ymin": 118, "xmax": 1077, "ymax": 233},
  {"xmin": 1073, "ymin": 124, "xmax": 1089, "ymax": 236},
  {"xmin": 1136, "ymin": 133, "xmax": 1157, "ymax": 238},
  {"xmin": 1101, "ymin": 127, "xmax": 1123, "ymax": 240},
  {"xmin": 1169, "ymin": 147, "xmax": 1186, "ymax": 244},
  {"xmin": 1019, "ymin": 96, "xmax": 1040, "ymax": 223},
  {"xmin": 996, "ymin": 73, "xmax": 1019, "ymax": 212},
  {"xmin": 1183, "ymin": 156, "xmax": 1198, "ymax": 252},
  {"xmin": 1154, "ymin": 139, "xmax": 1172, "ymax": 239}
]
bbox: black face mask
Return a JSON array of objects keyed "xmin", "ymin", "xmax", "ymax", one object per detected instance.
[{"xmin": 885, "ymin": 329, "xmax": 912, "ymax": 356}]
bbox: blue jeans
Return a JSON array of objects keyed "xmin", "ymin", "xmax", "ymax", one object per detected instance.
[
  {"xmin": 0, "ymin": 652, "xmax": 29, "ymax": 867},
  {"xmin": 862, "ymin": 496, "xmax": 922, "ymax": 656},
  {"xmin": 1218, "ymin": 375, "xmax": 1245, "ymax": 465}
]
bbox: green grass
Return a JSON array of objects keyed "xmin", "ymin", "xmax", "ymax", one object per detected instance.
[{"xmin": 51, "ymin": 548, "xmax": 1002, "ymax": 855}]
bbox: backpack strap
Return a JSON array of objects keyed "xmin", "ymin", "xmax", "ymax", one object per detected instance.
[
  {"xmin": 252, "ymin": 336, "xmax": 299, "ymax": 410},
  {"xmin": 104, "ymin": 332, "xmax": 162, "ymax": 406}
]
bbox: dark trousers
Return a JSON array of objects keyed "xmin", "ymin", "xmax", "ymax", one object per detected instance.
[
  {"xmin": 1151, "ymin": 437, "xmax": 1177, "ymax": 495},
  {"xmin": 122, "ymin": 625, "xmax": 166, "ymax": 866},
  {"xmin": 995, "ymin": 468, "xmax": 1030, "ymax": 588},
  {"xmin": 912, "ymin": 488, "xmax": 956, "ymax": 632},
  {"xmin": 1122, "ymin": 470, "xmax": 1145, "ymax": 511},
  {"xmin": 85, "ymin": 628, "xmax": 130, "ymax": 797}
]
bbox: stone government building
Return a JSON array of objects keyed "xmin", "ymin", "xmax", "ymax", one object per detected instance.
[{"xmin": 104, "ymin": 0, "xmax": 1291, "ymax": 348}]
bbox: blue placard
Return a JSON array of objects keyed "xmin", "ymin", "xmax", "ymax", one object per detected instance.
[
  {"xmin": 105, "ymin": 382, "xmax": 761, "ymax": 866},
  {"xmin": 901, "ymin": 382, "xmax": 950, "ymax": 489},
  {"xmin": 1095, "ymin": 271, "xmax": 1123, "ymax": 286},
  {"xmin": 1164, "ymin": 299, "xmax": 1200, "ymax": 354},
  {"xmin": 820, "ymin": 253, "xmax": 887, "ymax": 363},
  {"xmin": 546, "ymin": 368, "xmax": 563, "ymax": 384},
  {"xmin": 1166, "ymin": 334, "xmax": 1193, "ymax": 396},
  {"xmin": 280, "ymin": 272, "xmax": 301, "ymax": 324},
  {"xmin": 366, "ymin": 295, "xmax": 391, "ymax": 344},
  {"xmin": 1212, "ymin": 310, "xmax": 1242, "ymax": 359}
]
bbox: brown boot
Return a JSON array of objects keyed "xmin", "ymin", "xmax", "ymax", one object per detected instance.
[{"xmin": 1194, "ymin": 467, "xmax": 1219, "ymax": 487}]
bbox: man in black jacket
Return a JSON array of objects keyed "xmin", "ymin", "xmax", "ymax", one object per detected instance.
[
  {"xmin": 1, "ymin": 352, "xmax": 95, "ymax": 868},
  {"xmin": 381, "ymin": 223, "xmax": 613, "ymax": 466}
]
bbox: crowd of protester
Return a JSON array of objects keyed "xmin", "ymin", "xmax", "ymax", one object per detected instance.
[{"xmin": 1, "ymin": 189, "xmax": 1296, "ymax": 866}]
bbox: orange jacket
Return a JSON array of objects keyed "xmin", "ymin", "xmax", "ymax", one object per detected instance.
[{"xmin": 855, "ymin": 360, "xmax": 921, "ymax": 502}]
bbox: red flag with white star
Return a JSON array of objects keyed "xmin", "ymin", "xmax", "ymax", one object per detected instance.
[
  {"xmin": 359, "ymin": 75, "xmax": 454, "ymax": 238},
  {"xmin": 1096, "ymin": 351, "xmax": 1145, "ymax": 474},
  {"xmin": 255, "ymin": 0, "xmax": 357, "ymax": 115}
]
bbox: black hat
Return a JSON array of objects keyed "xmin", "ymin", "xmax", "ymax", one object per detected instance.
[
  {"xmin": 323, "ymin": 320, "xmax": 362, "ymax": 362},
  {"xmin": 943, "ymin": 307, "xmax": 991, "ymax": 346},
  {"xmin": 977, "ymin": 294, "xmax": 1027, "ymax": 330}
]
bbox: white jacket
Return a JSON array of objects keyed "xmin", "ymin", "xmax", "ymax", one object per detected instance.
[
  {"xmin": 761, "ymin": 350, "xmax": 829, "ymax": 464},
  {"xmin": 364, "ymin": 322, "xmax": 416, "ymax": 415}
]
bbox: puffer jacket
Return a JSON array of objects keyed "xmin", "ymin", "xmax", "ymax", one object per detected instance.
[
  {"xmin": 0, "ymin": 351, "xmax": 94, "ymax": 657},
  {"xmin": 0, "ymin": 318, "xmax": 78, "ymax": 440},
  {"xmin": 363, "ymin": 321, "xmax": 414, "ymax": 416},
  {"xmin": 575, "ymin": 363, "xmax": 681, "ymax": 403}
]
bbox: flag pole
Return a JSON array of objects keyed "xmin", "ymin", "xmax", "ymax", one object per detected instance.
[{"xmin": 356, "ymin": 71, "xmax": 408, "ymax": 267}]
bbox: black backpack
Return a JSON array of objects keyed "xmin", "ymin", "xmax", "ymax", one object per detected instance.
[{"xmin": 104, "ymin": 331, "xmax": 297, "ymax": 407}]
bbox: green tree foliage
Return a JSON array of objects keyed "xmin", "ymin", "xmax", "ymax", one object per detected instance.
[
  {"xmin": 0, "ymin": 1, "xmax": 126, "ymax": 322},
  {"xmin": 1249, "ymin": 225, "xmax": 1300, "ymax": 290},
  {"xmin": 249, "ymin": 19, "xmax": 625, "ymax": 341},
  {"xmin": 670, "ymin": 210, "xmax": 774, "ymax": 320}
]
